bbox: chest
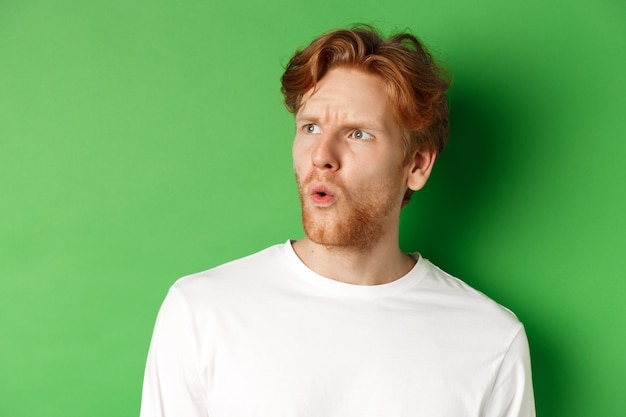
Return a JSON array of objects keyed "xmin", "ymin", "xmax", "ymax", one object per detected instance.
[{"xmin": 199, "ymin": 298, "xmax": 499, "ymax": 416}]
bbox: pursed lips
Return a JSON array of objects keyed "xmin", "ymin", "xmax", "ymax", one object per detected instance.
[{"xmin": 308, "ymin": 184, "xmax": 336, "ymax": 206}]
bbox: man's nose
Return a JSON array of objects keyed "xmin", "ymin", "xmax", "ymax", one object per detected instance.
[{"xmin": 311, "ymin": 133, "xmax": 341, "ymax": 171}]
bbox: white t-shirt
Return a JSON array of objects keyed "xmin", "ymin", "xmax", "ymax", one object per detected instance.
[{"xmin": 140, "ymin": 241, "xmax": 535, "ymax": 417}]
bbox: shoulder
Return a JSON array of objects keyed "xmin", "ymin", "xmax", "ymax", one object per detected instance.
[
  {"xmin": 167, "ymin": 242, "xmax": 289, "ymax": 306},
  {"xmin": 417, "ymin": 257, "xmax": 524, "ymax": 338}
]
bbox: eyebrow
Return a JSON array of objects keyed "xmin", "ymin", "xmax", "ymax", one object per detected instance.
[
  {"xmin": 295, "ymin": 112, "xmax": 384, "ymax": 132},
  {"xmin": 294, "ymin": 111, "xmax": 329, "ymax": 125},
  {"xmin": 294, "ymin": 112, "xmax": 319, "ymax": 123}
]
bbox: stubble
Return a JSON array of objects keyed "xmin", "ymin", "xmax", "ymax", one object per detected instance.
[{"xmin": 296, "ymin": 170, "xmax": 404, "ymax": 253}]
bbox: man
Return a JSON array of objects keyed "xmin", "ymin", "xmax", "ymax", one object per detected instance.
[{"xmin": 140, "ymin": 26, "xmax": 535, "ymax": 417}]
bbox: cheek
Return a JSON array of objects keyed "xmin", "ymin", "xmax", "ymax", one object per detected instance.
[
  {"xmin": 292, "ymin": 139, "xmax": 309, "ymax": 170},
  {"xmin": 364, "ymin": 153, "xmax": 401, "ymax": 176},
  {"xmin": 367, "ymin": 158, "xmax": 408, "ymax": 190}
]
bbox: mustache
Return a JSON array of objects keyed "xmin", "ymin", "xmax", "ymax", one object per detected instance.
[{"xmin": 296, "ymin": 171, "xmax": 344, "ymax": 189}]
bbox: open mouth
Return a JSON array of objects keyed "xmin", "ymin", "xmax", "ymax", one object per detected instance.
[
  {"xmin": 310, "ymin": 186, "xmax": 332, "ymax": 198},
  {"xmin": 309, "ymin": 185, "xmax": 335, "ymax": 205}
]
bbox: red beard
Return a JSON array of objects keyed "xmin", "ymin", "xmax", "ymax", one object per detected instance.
[{"xmin": 296, "ymin": 169, "xmax": 404, "ymax": 252}]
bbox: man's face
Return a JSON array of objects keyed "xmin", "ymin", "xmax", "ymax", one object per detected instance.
[{"xmin": 292, "ymin": 67, "xmax": 410, "ymax": 252}]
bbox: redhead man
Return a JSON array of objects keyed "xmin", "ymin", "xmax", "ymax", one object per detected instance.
[{"xmin": 140, "ymin": 26, "xmax": 535, "ymax": 417}]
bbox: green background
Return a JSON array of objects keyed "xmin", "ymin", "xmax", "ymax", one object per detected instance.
[{"xmin": 1, "ymin": 0, "xmax": 624, "ymax": 415}]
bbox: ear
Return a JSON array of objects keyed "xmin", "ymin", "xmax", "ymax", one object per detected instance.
[{"xmin": 406, "ymin": 147, "xmax": 437, "ymax": 191}]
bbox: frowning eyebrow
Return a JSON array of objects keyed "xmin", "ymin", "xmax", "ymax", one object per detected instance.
[
  {"xmin": 294, "ymin": 112, "xmax": 320, "ymax": 124},
  {"xmin": 295, "ymin": 111, "xmax": 385, "ymax": 132}
]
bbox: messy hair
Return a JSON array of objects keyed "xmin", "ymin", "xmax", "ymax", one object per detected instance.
[{"xmin": 281, "ymin": 25, "xmax": 451, "ymax": 160}]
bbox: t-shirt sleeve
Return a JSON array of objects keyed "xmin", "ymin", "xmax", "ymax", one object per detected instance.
[
  {"xmin": 140, "ymin": 286, "xmax": 209, "ymax": 417},
  {"xmin": 483, "ymin": 325, "xmax": 536, "ymax": 417}
]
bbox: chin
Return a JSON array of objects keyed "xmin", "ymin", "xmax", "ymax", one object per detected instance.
[{"xmin": 301, "ymin": 207, "xmax": 382, "ymax": 253}]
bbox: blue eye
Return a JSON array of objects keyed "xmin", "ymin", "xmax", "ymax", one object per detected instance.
[
  {"xmin": 352, "ymin": 129, "xmax": 373, "ymax": 140},
  {"xmin": 304, "ymin": 124, "xmax": 321, "ymax": 134}
]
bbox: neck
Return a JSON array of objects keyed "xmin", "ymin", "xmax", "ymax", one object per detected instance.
[{"xmin": 291, "ymin": 234, "xmax": 416, "ymax": 286}]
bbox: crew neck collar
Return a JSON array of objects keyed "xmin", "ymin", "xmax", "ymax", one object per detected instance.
[{"xmin": 280, "ymin": 239, "xmax": 427, "ymax": 298}]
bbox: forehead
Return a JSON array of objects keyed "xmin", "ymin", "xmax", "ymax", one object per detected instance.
[{"xmin": 297, "ymin": 67, "xmax": 396, "ymax": 129}]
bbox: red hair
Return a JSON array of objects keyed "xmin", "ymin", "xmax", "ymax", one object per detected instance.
[{"xmin": 281, "ymin": 26, "xmax": 451, "ymax": 157}]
